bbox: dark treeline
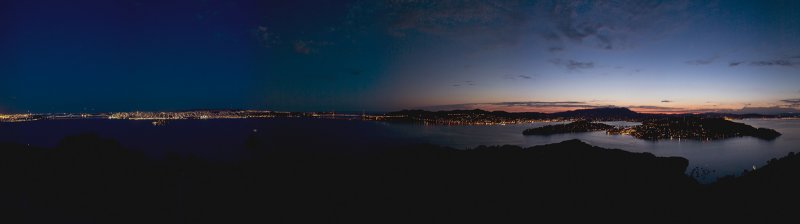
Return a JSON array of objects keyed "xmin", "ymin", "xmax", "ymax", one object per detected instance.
[{"xmin": 1, "ymin": 135, "xmax": 799, "ymax": 223}]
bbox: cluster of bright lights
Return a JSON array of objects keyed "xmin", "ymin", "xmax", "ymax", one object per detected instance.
[
  {"xmin": 109, "ymin": 110, "xmax": 277, "ymax": 120},
  {"xmin": 0, "ymin": 114, "xmax": 36, "ymax": 122}
]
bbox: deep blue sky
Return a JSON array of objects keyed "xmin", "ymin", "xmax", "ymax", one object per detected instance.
[{"xmin": 2, "ymin": 0, "xmax": 799, "ymax": 114}]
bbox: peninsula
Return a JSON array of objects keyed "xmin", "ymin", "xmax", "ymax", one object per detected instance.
[{"xmin": 629, "ymin": 117, "xmax": 782, "ymax": 141}]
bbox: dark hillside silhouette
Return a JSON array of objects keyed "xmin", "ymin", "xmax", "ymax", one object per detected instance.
[
  {"xmin": 551, "ymin": 107, "xmax": 647, "ymax": 120},
  {"xmin": 0, "ymin": 134, "xmax": 798, "ymax": 223}
]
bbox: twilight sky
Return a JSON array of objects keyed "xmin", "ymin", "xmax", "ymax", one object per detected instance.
[{"xmin": 1, "ymin": 0, "xmax": 799, "ymax": 114}]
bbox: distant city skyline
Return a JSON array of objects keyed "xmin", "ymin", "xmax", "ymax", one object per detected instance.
[{"xmin": 2, "ymin": 0, "xmax": 799, "ymax": 114}]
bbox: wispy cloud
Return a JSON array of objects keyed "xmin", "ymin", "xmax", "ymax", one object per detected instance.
[
  {"xmin": 451, "ymin": 80, "xmax": 476, "ymax": 87},
  {"xmin": 502, "ymin": 74, "xmax": 533, "ymax": 80},
  {"xmin": 293, "ymin": 41, "xmax": 311, "ymax": 54},
  {"xmin": 550, "ymin": 59, "xmax": 595, "ymax": 71},
  {"xmin": 377, "ymin": 0, "xmax": 531, "ymax": 47},
  {"xmin": 345, "ymin": 0, "xmax": 710, "ymax": 52},
  {"xmin": 344, "ymin": 68, "xmax": 363, "ymax": 76},
  {"xmin": 782, "ymin": 99, "xmax": 800, "ymax": 106},
  {"xmin": 749, "ymin": 60, "xmax": 799, "ymax": 67},
  {"xmin": 661, "ymin": 100, "xmax": 673, "ymax": 103},
  {"xmin": 292, "ymin": 40, "xmax": 333, "ymax": 54},
  {"xmin": 729, "ymin": 56, "xmax": 800, "ymax": 68},
  {"xmin": 543, "ymin": 0, "xmax": 706, "ymax": 50},
  {"xmin": 685, "ymin": 55, "xmax": 719, "ymax": 65},
  {"xmin": 628, "ymin": 105, "xmax": 677, "ymax": 110},
  {"xmin": 256, "ymin": 26, "xmax": 280, "ymax": 48}
]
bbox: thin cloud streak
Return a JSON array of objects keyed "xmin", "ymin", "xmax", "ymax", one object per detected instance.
[
  {"xmin": 550, "ymin": 59, "xmax": 595, "ymax": 71},
  {"xmin": 685, "ymin": 55, "xmax": 719, "ymax": 65}
]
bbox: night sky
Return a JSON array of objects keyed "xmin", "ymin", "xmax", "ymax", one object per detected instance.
[{"xmin": 2, "ymin": 0, "xmax": 799, "ymax": 114}]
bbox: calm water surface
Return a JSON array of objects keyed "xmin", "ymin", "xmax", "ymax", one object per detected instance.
[
  {"xmin": 1, "ymin": 118, "xmax": 798, "ymax": 183},
  {"xmin": 387, "ymin": 119, "xmax": 800, "ymax": 182}
]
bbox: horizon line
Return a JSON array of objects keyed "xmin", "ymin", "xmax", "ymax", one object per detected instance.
[{"xmin": 3, "ymin": 106, "xmax": 798, "ymax": 116}]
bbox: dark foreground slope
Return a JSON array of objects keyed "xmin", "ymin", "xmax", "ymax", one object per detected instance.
[
  {"xmin": 0, "ymin": 135, "xmax": 796, "ymax": 223},
  {"xmin": 707, "ymin": 152, "xmax": 800, "ymax": 223}
]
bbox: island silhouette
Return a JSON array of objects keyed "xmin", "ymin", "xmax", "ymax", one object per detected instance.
[{"xmin": 523, "ymin": 117, "xmax": 781, "ymax": 141}]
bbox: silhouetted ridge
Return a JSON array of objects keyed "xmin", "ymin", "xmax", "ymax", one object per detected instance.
[
  {"xmin": 705, "ymin": 151, "xmax": 800, "ymax": 223},
  {"xmin": 551, "ymin": 107, "xmax": 645, "ymax": 120},
  {"xmin": 1, "ymin": 135, "xmax": 799, "ymax": 223}
]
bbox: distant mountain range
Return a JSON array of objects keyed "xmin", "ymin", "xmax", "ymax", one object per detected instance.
[{"xmin": 550, "ymin": 107, "xmax": 652, "ymax": 120}]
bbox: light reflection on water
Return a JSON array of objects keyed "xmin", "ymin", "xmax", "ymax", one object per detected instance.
[{"xmin": 387, "ymin": 119, "xmax": 800, "ymax": 183}]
